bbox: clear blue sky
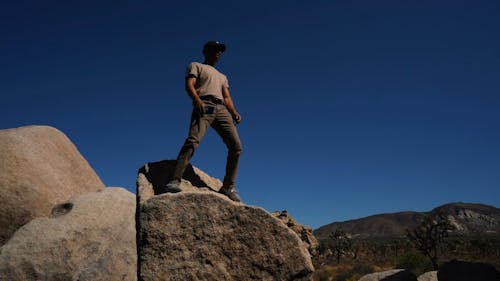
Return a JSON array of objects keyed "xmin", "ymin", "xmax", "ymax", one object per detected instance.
[{"xmin": 2, "ymin": 1, "xmax": 499, "ymax": 229}]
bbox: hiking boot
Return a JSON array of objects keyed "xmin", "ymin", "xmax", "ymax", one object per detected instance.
[
  {"xmin": 165, "ymin": 180, "xmax": 182, "ymax": 193},
  {"xmin": 219, "ymin": 186, "xmax": 241, "ymax": 202}
]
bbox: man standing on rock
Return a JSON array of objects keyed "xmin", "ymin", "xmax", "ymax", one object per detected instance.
[{"xmin": 166, "ymin": 41, "xmax": 243, "ymax": 202}]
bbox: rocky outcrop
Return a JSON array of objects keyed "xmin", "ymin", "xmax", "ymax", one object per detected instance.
[
  {"xmin": 433, "ymin": 203, "xmax": 500, "ymax": 235},
  {"xmin": 314, "ymin": 203, "xmax": 500, "ymax": 240},
  {"xmin": 0, "ymin": 124, "xmax": 316, "ymax": 281},
  {"xmin": 0, "ymin": 125, "xmax": 105, "ymax": 245},
  {"xmin": 0, "ymin": 188, "xmax": 136, "ymax": 281},
  {"xmin": 417, "ymin": 271, "xmax": 437, "ymax": 281},
  {"xmin": 138, "ymin": 192, "xmax": 314, "ymax": 281},
  {"xmin": 137, "ymin": 160, "xmax": 222, "ymax": 203},
  {"xmin": 137, "ymin": 161, "xmax": 315, "ymax": 281},
  {"xmin": 437, "ymin": 260, "xmax": 500, "ymax": 281},
  {"xmin": 359, "ymin": 269, "xmax": 417, "ymax": 281},
  {"xmin": 272, "ymin": 210, "xmax": 319, "ymax": 257}
]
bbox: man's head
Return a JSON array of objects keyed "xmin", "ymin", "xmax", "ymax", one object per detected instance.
[
  {"xmin": 203, "ymin": 41, "xmax": 226, "ymax": 53},
  {"xmin": 203, "ymin": 41, "xmax": 226, "ymax": 65}
]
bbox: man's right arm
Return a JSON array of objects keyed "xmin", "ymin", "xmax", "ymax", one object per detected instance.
[{"xmin": 185, "ymin": 75, "xmax": 205, "ymax": 113}]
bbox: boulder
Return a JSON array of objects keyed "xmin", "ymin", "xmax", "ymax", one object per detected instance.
[
  {"xmin": 137, "ymin": 159, "xmax": 222, "ymax": 203},
  {"xmin": 381, "ymin": 270, "xmax": 417, "ymax": 281},
  {"xmin": 0, "ymin": 125, "xmax": 105, "ymax": 245},
  {"xmin": 417, "ymin": 271, "xmax": 437, "ymax": 281},
  {"xmin": 138, "ymin": 192, "xmax": 314, "ymax": 281},
  {"xmin": 0, "ymin": 188, "xmax": 136, "ymax": 281},
  {"xmin": 271, "ymin": 210, "xmax": 319, "ymax": 256},
  {"xmin": 359, "ymin": 269, "xmax": 417, "ymax": 281},
  {"xmin": 437, "ymin": 260, "xmax": 500, "ymax": 281}
]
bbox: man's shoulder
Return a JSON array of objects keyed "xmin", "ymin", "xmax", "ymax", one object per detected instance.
[
  {"xmin": 188, "ymin": 62, "xmax": 215, "ymax": 71},
  {"xmin": 187, "ymin": 61, "xmax": 202, "ymax": 68},
  {"xmin": 188, "ymin": 62, "xmax": 224, "ymax": 73}
]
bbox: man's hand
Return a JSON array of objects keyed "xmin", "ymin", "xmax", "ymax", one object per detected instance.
[
  {"xmin": 232, "ymin": 112, "xmax": 242, "ymax": 124},
  {"xmin": 186, "ymin": 76, "xmax": 206, "ymax": 115},
  {"xmin": 194, "ymin": 98, "xmax": 206, "ymax": 115},
  {"xmin": 222, "ymin": 86, "xmax": 241, "ymax": 124}
]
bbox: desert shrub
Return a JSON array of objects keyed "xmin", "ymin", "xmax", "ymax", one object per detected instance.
[
  {"xmin": 313, "ymin": 268, "xmax": 331, "ymax": 281},
  {"xmin": 335, "ymin": 263, "xmax": 374, "ymax": 281},
  {"xmin": 313, "ymin": 265, "xmax": 337, "ymax": 281},
  {"xmin": 336, "ymin": 271, "xmax": 366, "ymax": 281},
  {"xmin": 396, "ymin": 249, "xmax": 433, "ymax": 276}
]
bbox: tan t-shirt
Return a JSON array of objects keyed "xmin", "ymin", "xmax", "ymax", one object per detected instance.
[{"xmin": 186, "ymin": 62, "xmax": 229, "ymax": 100}]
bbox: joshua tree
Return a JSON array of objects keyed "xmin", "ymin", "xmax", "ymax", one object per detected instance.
[
  {"xmin": 329, "ymin": 229, "xmax": 352, "ymax": 264},
  {"xmin": 406, "ymin": 212, "xmax": 455, "ymax": 269}
]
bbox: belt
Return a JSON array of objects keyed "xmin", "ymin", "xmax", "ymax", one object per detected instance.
[{"xmin": 200, "ymin": 95, "xmax": 224, "ymax": 105}]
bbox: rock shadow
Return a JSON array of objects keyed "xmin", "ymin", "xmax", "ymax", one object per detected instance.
[{"xmin": 138, "ymin": 160, "xmax": 214, "ymax": 196}]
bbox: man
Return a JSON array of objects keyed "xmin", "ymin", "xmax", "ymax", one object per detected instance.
[{"xmin": 166, "ymin": 41, "xmax": 243, "ymax": 202}]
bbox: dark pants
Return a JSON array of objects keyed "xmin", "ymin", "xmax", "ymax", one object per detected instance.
[{"xmin": 172, "ymin": 101, "xmax": 242, "ymax": 188}]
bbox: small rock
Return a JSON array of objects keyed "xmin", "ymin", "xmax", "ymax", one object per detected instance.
[
  {"xmin": 359, "ymin": 269, "xmax": 417, "ymax": 281},
  {"xmin": 381, "ymin": 270, "xmax": 417, "ymax": 281},
  {"xmin": 417, "ymin": 271, "xmax": 437, "ymax": 281},
  {"xmin": 271, "ymin": 210, "xmax": 319, "ymax": 257}
]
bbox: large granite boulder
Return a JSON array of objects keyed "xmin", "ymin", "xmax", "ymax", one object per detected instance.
[
  {"xmin": 137, "ymin": 163, "xmax": 315, "ymax": 281},
  {"xmin": 0, "ymin": 125, "xmax": 105, "ymax": 245},
  {"xmin": 359, "ymin": 269, "xmax": 417, "ymax": 281},
  {"xmin": 437, "ymin": 260, "xmax": 500, "ymax": 281},
  {"xmin": 0, "ymin": 187, "xmax": 136, "ymax": 281}
]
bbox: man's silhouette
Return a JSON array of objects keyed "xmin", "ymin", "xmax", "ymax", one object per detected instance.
[{"xmin": 166, "ymin": 41, "xmax": 243, "ymax": 202}]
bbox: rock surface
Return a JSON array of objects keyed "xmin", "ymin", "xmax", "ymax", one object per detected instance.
[
  {"xmin": 380, "ymin": 270, "xmax": 417, "ymax": 281},
  {"xmin": 138, "ymin": 192, "xmax": 314, "ymax": 281},
  {"xmin": 271, "ymin": 210, "xmax": 319, "ymax": 257},
  {"xmin": 437, "ymin": 260, "xmax": 500, "ymax": 281},
  {"xmin": 0, "ymin": 125, "xmax": 105, "ymax": 245},
  {"xmin": 137, "ymin": 159, "xmax": 222, "ymax": 203},
  {"xmin": 417, "ymin": 271, "xmax": 437, "ymax": 281},
  {"xmin": 0, "ymin": 188, "xmax": 136, "ymax": 281},
  {"xmin": 359, "ymin": 269, "xmax": 417, "ymax": 281}
]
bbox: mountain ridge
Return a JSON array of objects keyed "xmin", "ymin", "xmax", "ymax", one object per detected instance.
[{"xmin": 314, "ymin": 202, "xmax": 500, "ymax": 240}]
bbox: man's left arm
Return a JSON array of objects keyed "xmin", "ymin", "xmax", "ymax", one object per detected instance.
[{"xmin": 222, "ymin": 86, "xmax": 242, "ymax": 124}]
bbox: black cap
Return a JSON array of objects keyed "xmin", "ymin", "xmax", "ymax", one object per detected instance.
[{"xmin": 203, "ymin": 41, "xmax": 226, "ymax": 53}]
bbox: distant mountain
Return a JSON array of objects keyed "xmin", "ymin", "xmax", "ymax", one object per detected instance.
[{"xmin": 314, "ymin": 202, "xmax": 500, "ymax": 240}]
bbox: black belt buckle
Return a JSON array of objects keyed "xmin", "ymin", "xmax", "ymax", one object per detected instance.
[
  {"xmin": 215, "ymin": 98, "xmax": 223, "ymax": 105},
  {"xmin": 202, "ymin": 95, "xmax": 223, "ymax": 105}
]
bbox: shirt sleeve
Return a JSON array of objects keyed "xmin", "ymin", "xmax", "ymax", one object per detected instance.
[
  {"xmin": 185, "ymin": 62, "xmax": 199, "ymax": 78},
  {"xmin": 223, "ymin": 74, "xmax": 229, "ymax": 89}
]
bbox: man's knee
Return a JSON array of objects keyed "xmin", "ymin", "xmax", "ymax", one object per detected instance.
[
  {"xmin": 229, "ymin": 142, "xmax": 242, "ymax": 155},
  {"xmin": 184, "ymin": 136, "xmax": 200, "ymax": 148}
]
